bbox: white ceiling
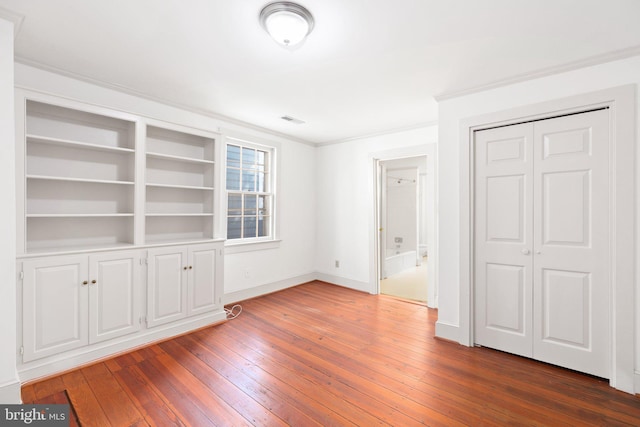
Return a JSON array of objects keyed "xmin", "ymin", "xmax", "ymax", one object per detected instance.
[{"xmin": 2, "ymin": 0, "xmax": 640, "ymax": 144}]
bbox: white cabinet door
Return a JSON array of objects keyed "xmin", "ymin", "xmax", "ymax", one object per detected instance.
[
  {"xmin": 147, "ymin": 243, "xmax": 222, "ymax": 327},
  {"xmin": 147, "ymin": 246, "xmax": 188, "ymax": 327},
  {"xmin": 188, "ymin": 244, "xmax": 219, "ymax": 316},
  {"xmin": 89, "ymin": 251, "xmax": 141, "ymax": 343},
  {"xmin": 23, "ymin": 256, "xmax": 89, "ymax": 362}
]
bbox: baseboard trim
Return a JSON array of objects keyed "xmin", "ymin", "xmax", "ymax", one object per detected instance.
[
  {"xmin": 435, "ymin": 320, "xmax": 460, "ymax": 344},
  {"xmin": 223, "ymin": 273, "xmax": 317, "ymax": 305},
  {"xmin": 0, "ymin": 379, "xmax": 22, "ymax": 403},
  {"xmin": 314, "ymin": 273, "xmax": 372, "ymax": 293},
  {"xmin": 634, "ymin": 372, "xmax": 640, "ymax": 395},
  {"xmin": 18, "ymin": 310, "xmax": 226, "ymax": 383}
]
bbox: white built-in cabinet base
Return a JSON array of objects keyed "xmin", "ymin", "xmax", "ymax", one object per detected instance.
[
  {"xmin": 17, "ymin": 241, "xmax": 225, "ymax": 382},
  {"xmin": 14, "ymin": 90, "xmax": 227, "ymax": 383}
]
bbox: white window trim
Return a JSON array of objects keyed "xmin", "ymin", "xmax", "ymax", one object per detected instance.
[{"xmin": 223, "ymin": 135, "xmax": 280, "ymax": 251}]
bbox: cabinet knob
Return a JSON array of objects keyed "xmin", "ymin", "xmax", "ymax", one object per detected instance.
[
  {"xmin": 91, "ymin": 280, "xmax": 97, "ymax": 284},
  {"xmin": 521, "ymin": 249, "xmax": 530, "ymax": 255},
  {"xmin": 189, "ymin": 266, "xmax": 193, "ymax": 270},
  {"xmin": 82, "ymin": 280, "xmax": 88, "ymax": 286},
  {"xmin": 183, "ymin": 266, "xmax": 188, "ymax": 270}
]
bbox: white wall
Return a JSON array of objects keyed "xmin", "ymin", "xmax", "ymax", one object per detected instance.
[
  {"xmin": 315, "ymin": 126, "xmax": 437, "ymax": 297},
  {"xmin": 383, "ymin": 156, "xmax": 428, "ymax": 259},
  {"xmin": 386, "ymin": 168, "xmax": 418, "ymax": 254},
  {"xmin": 436, "ymin": 55, "xmax": 640, "ymax": 385},
  {"xmin": 0, "ymin": 17, "xmax": 20, "ymax": 403},
  {"xmin": 224, "ymin": 138, "xmax": 317, "ymax": 301}
]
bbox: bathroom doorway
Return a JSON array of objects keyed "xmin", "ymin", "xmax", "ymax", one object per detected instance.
[{"xmin": 377, "ymin": 156, "xmax": 429, "ymax": 303}]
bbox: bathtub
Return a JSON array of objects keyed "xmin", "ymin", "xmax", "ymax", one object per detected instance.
[{"xmin": 384, "ymin": 249, "xmax": 418, "ymax": 277}]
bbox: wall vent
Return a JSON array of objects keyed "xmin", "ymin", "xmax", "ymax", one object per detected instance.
[{"xmin": 281, "ymin": 115, "xmax": 306, "ymax": 124}]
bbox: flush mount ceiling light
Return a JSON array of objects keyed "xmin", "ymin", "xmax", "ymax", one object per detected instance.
[{"xmin": 259, "ymin": 2, "xmax": 314, "ymax": 47}]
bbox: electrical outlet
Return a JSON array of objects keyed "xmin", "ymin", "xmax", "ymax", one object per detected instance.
[
  {"xmin": 335, "ymin": 260, "xmax": 340, "ymax": 268},
  {"xmin": 244, "ymin": 269, "xmax": 250, "ymax": 278}
]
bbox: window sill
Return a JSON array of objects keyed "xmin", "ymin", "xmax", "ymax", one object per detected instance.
[{"xmin": 224, "ymin": 239, "xmax": 282, "ymax": 254}]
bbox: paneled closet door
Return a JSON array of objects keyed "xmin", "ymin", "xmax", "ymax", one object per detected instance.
[
  {"xmin": 532, "ymin": 109, "xmax": 610, "ymax": 378},
  {"xmin": 475, "ymin": 109, "xmax": 610, "ymax": 379},
  {"xmin": 474, "ymin": 123, "xmax": 534, "ymax": 358}
]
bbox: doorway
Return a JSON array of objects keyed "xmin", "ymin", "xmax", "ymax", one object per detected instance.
[{"xmin": 377, "ymin": 156, "xmax": 428, "ymax": 303}]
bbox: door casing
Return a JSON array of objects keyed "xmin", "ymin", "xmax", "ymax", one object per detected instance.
[{"xmin": 458, "ymin": 85, "xmax": 636, "ymax": 393}]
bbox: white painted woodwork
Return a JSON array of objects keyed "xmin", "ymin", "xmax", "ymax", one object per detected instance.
[
  {"xmin": 16, "ymin": 95, "xmax": 225, "ymax": 374},
  {"xmin": 188, "ymin": 245, "xmax": 219, "ymax": 316},
  {"xmin": 474, "ymin": 109, "xmax": 610, "ymax": 378},
  {"xmin": 22, "ymin": 251, "xmax": 144, "ymax": 361},
  {"xmin": 147, "ymin": 243, "xmax": 222, "ymax": 326},
  {"xmin": 22, "ymin": 256, "xmax": 88, "ymax": 362},
  {"xmin": 146, "ymin": 246, "xmax": 189, "ymax": 328},
  {"xmin": 532, "ymin": 109, "xmax": 609, "ymax": 378},
  {"xmin": 23, "ymin": 100, "xmax": 136, "ymax": 254},
  {"xmin": 27, "ymin": 179, "xmax": 134, "ymax": 215},
  {"xmin": 27, "ymin": 216, "xmax": 135, "ymax": 254},
  {"xmin": 19, "ymin": 96, "xmax": 221, "ymax": 255},
  {"xmin": 145, "ymin": 125, "xmax": 217, "ymax": 244},
  {"xmin": 474, "ymin": 123, "xmax": 533, "ymax": 357},
  {"xmin": 88, "ymin": 251, "xmax": 141, "ymax": 343}
]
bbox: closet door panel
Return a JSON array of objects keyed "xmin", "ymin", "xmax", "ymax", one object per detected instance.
[
  {"xmin": 542, "ymin": 170, "xmax": 590, "ymax": 246},
  {"xmin": 474, "ymin": 123, "xmax": 534, "ymax": 358},
  {"xmin": 533, "ymin": 109, "xmax": 610, "ymax": 378}
]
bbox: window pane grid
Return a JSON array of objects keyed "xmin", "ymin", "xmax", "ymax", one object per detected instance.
[{"xmin": 226, "ymin": 142, "xmax": 273, "ymax": 240}]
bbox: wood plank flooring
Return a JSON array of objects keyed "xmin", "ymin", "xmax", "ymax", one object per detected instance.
[{"xmin": 23, "ymin": 281, "xmax": 640, "ymax": 426}]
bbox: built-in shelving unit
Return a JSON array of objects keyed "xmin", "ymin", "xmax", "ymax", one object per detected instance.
[
  {"xmin": 145, "ymin": 126, "xmax": 216, "ymax": 244},
  {"xmin": 19, "ymin": 98, "xmax": 221, "ymax": 254},
  {"xmin": 16, "ymin": 92, "xmax": 226, "ymax": 383},
  {"xmin": 24, "ymin": 101, "xmax": 136, "ymax": 253}
]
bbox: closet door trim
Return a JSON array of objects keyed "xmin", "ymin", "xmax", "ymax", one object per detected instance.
[{"xmin": 457, "ymin": 85, "xmax": 635, "ymax": 394}]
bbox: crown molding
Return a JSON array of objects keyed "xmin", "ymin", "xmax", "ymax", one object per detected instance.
[
  {"xmin": 434, "ymin": 45, "xmax": 640, "ymax": 102},
  {"xmin": 14, "ymin": 56, "xmax": 317, "ymax": 147},
  {"xmin": 15, "ymin": 58, "xmax": 440, "ymax": 148},
  {"xmin": 316, "ymin": 120, "xmax": 438, "ymax": 147},
  {"xmin": 0, "ymin": 7, "xmax": 24, "ymax": 37}
]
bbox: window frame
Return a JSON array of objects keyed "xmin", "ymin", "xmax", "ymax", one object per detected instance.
[{"xmin": 224, "ymin": 136, "xmax": 278, "ymax": 246}]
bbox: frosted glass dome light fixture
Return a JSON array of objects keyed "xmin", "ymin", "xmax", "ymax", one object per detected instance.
[{"xmin": 259, "ymin": 2, "xmax": 314, "ymax": 47}]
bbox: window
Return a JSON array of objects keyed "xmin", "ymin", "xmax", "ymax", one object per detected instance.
[{"xmin": 225, "ymin": 139, "xmax": 274, "ymax": 241}]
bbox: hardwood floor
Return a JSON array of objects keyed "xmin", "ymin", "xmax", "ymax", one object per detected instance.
[{"xmin": 23, "ymin": 281, "xmax": 640, "ymax": 426}]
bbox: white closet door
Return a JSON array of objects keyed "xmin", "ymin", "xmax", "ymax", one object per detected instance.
[
  {"xmin": 474, "ymin": 123, "xmax": 534, "ymax": 358},
  {"xmin": 532, "ymin": 109, "xmax": 609, "ymax": 378},
  {"xmin": 475, "ymin": 109, "xmax": 610, "ymax": 379}
]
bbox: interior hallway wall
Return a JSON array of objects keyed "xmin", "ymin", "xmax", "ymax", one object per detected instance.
[{"xmin": 315, "ymin": 126, "xmax": 437, "ymax": 305}]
